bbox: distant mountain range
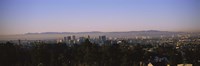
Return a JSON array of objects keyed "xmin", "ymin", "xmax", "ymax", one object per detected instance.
[
  {"xmin": 0, "ymin": 30, "xmax": 195, "ymax": 40},
  {"xmin": 23, "ymin": 30, "xmax": 188, "ymax": 39},
  {"xmin": 25, "ymin": 30, "xmax": 182, "ymax": 34}
]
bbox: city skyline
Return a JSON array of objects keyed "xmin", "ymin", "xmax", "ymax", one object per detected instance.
[{"xmin": 1, "ymin": 0, "xmax": 200, "ymax": 35}]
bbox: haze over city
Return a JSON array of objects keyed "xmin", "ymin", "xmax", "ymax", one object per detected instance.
[
  {"xmin": 1, "ymin": 1, "xmax": 200, "ymax": 66},
  {"xmin": 0, "ymin": 0, "xmax": 200, "ymax": 35}
]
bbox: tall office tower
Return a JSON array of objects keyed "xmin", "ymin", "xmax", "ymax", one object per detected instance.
[
  {"xmin": 63, "ymin": 37, "xmax": 67, "ymax": 43},
  {"xmin": 67, "ymin": 36, "xmax": 71, "ymax": 41},
  {"xmin": 18, "ymin": 39, "xmax": 21, "ymax": 44},
  {"xmin": 99, "ymin": 36, "xmax": 106, "ymax": 41},
  {"xmin": 88, "ymin": 35, "xmax": 90, "ymax": 39},
  {"xmin": 72, "ymin": 35, "xmax": 76, "ymax": 40},
  {"xmin": 78, "ymin": 37, "xmax": 86, "ymax": 44},
  {"xmin": 64, "ymin": 37, "xmax": 67, "ymax": 41},
  {"xmin": 99, "ymin": 35, "xmax": 106, "ymax": 44},
  {"xmin": 101, "ymin": 36, "xmax": 106, "ymax": 41}
]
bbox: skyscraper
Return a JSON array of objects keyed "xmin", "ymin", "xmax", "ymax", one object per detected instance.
[
  {"xmin": 99, "ymin": 35, "xmax": 106, "ymax": 44},
  {"xmin": 67, "ymin": 36, "xmax": 71, "ymax": 41},
  {"xmin": 72, "ymin": 35, "xmax": 76, "ymax": 40}
]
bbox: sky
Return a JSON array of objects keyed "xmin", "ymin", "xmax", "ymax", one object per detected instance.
[{"xmin": 0, "ymin": 0, "xmax": 200, "ymax": 35}]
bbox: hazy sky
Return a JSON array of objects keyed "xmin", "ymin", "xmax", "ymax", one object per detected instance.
[{"xmin": 0, "ymin": 0, "xmax": 200, "ymax": 35}]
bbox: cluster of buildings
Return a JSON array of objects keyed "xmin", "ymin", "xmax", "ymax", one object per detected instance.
[
  {"xmin": 57, "ymin": 35, "xmax": 108, "ymax": 45},
  {"xmin": 0, "ymin": 33, "xmax": 199, "ymax": 47}
]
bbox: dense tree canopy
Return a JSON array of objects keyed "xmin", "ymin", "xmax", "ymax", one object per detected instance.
[{"xmin": 0, "ymin": 39, "xmax": 199, "ymax": 66}]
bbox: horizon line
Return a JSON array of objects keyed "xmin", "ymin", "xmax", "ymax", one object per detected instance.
[{"xmin": 1, "ymin": 30, "xmax": 197, "ymax": 36}]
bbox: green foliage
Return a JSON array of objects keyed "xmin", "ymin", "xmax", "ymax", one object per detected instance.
[{"xmin": 0, "ymin": 40, "xmax": 199, "ymax": 66}]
